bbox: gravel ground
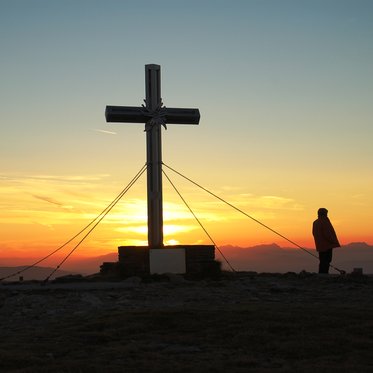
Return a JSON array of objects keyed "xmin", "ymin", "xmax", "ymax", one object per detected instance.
[{"xmin": 1, "ymin": 272, "xmax": 373, "ymax": 372}]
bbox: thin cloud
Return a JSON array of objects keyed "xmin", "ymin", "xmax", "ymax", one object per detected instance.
[
  {"xmin": 92, "ymin": 129, "xmax": 117, "ymax": 135},
  {"xmin": 32, "ymin": 221, "xmax": 55, "ymax": 230},
  {"xmin": 0, "ymin": 173, "xmax": 111, "ymax": 183},
  {"xmin": 31, "ymin": 194, "xmax": 75, "ymax": 210},
  {"xmin": 32, "ymin": 194, "xmax": 64, "ymax": 207}
]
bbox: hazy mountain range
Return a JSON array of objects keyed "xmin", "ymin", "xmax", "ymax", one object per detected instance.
[
  {"xmin": 0, "ymin": 266, "xmax": 76, "ymax": 282},
  {"xmin": 218, "ymin": 242, "xmax": 373, "ymax": 274},
  {"xmin": 1, "ymin": 242, "xmax": 372, "ymax": 280}
]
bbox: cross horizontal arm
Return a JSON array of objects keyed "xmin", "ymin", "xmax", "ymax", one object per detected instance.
[
  {"xmin": 105, "ymin": 106, "xmax": 200, "ymax": 125},
  {"xmin": 105, "ymin": 106, "xmax": 146, "ymax": 123},
  {"xmin": 165, "ymin": 108, "xmax": 200, "ymax": 124}
]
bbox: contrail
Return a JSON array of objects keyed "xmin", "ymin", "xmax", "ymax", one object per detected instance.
[{"xmin": 93, "ymin": 129, "xmax": 117, "ymax": 135}]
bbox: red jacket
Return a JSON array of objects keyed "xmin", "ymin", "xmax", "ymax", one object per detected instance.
[{"xmin": 312, "ymin": 216, "xmax": 340, "ymax": 252}]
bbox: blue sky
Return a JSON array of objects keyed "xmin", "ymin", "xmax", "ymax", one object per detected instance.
[{"xmin": 1, "ymin": 0, "xmax": 373, "ymax": 253}]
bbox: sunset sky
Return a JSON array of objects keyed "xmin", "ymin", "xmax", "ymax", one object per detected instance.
[{"xmin": 1, "ymin": 0, "xmax": 372, "ymax": 265}]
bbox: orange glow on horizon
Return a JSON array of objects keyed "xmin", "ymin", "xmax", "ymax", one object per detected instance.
[{"xmin": 1, "ymin": 170, "xmax": 372, "ymax": 266}]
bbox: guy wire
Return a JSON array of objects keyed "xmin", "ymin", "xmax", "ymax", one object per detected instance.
[
  {"xmin": 163, "ymin": 169, "xmax": 236, "ymax": 272},
  {"xmin": 42, "ymin": 164, "xmax": 147, "ymax": 283},
  {"xmin": 1, "ymin": 164, "xmax": 147, "ymax": 282},
  {"xmin": 163, "ymin": 162, "xmax": 345, "ymax": 274}
]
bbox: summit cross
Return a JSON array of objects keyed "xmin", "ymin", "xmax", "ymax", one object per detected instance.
[{"xmin": 105, "ymin": 64, "xmax": 200, "ymax": 249}]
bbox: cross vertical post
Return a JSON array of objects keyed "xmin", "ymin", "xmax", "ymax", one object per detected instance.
[
  {"xmin": 145, "ymin": 64, "xmax": 163, "ymax": 248},
  {"xmin": 105, "ymin": 64, "xmax": 200, "ymax": 251}
]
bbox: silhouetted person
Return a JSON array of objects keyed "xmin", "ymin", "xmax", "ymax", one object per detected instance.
[{"xmin": 312, "ymin": 208, "xmax": 340, "ymax": 274}]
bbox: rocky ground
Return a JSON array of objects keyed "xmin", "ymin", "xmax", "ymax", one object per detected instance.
[{"xmin": 1, "ymin": 272, "xmax": 373, "ymax": 372}]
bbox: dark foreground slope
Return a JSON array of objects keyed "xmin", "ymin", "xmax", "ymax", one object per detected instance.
[{"xmin": 1, "ymin": 273, "xmax": 373, "ymax": 372}]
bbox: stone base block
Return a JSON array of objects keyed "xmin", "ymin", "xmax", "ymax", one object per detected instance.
[{"xmin": 116, "ymin": 245, "xmax": 216, "ymax": 277}]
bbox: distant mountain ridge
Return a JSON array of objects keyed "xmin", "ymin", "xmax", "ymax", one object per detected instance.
[
  {"xmin": 219, "ymin": 242, "xmax": 373, "ymax": 274},
  {"xmin": 0, "ymin": 266, "xmax": 76, "ymax": 281},
  {"xmin": 1, "ymin": 242, "xmax": 372, "ymax": 279}
]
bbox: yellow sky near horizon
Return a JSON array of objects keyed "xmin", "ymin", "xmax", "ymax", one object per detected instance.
[{"xmin": 1, "ymin": 164, "xmax": 371, "ymax": 263}]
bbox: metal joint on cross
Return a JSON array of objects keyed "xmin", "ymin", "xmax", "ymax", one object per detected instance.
[{"xmin": 141, "ymin": 99, "xmax": 168, "ymax": 131}]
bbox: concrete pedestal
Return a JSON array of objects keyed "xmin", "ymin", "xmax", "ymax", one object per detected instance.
[{"xmin": 116, "ymin": 245, "xmax": 216, "ymax": 277}]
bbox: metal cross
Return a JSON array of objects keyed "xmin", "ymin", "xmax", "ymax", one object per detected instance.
[{"xmin": 105, "ymin": 64, "xmax": 200, "ymax": 248}]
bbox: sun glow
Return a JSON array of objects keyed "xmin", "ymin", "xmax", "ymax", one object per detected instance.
[
  {"xmin": 1, "ymin": 165, "xmax": 372, "ymax": 263},
  {"xmin": 114, "ymin": 224, "xmax": 196, "ymax": 236}
]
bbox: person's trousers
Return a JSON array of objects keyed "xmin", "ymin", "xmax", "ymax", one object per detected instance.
[{"xmin": 319, "ymin": 249, "xmax": 333, "ymax": 274}]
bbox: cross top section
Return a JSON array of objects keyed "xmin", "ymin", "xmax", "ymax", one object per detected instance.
[{"xmin": 106, "ymin": 64, "xmax": 200, "ymax": 248}]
